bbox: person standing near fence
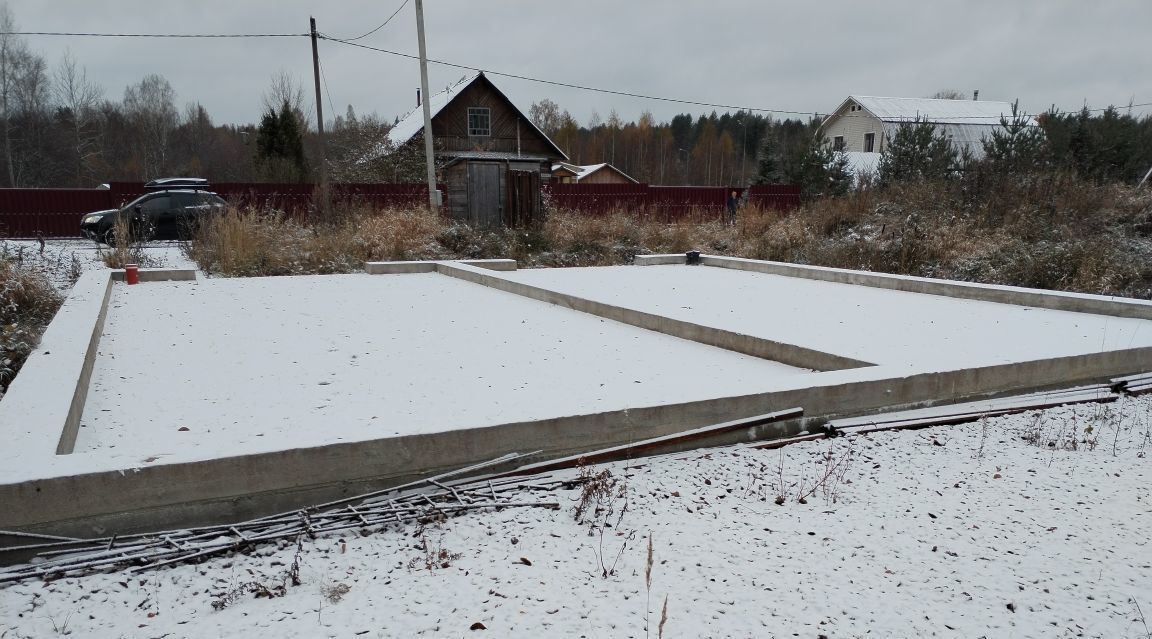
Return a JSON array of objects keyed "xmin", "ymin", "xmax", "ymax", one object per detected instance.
[{"xmin": 726, "ymin": 189, "xmax": 739, "ymax": 225}]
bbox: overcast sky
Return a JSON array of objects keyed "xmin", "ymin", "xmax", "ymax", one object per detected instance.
[{"xmin": 6, "ymin": 0, "xmax": 1150, "ymax": 127}]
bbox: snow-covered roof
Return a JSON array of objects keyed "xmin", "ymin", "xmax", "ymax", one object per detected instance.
[
  {"xmin": 847, "ymin": 95, "xmax": 1035, "ymax": 125},
  {"xmin": 385, "ymin": 71, "xmax": 568, "ymax": 161},
  {"xmin": 550, "ymin": 162, "xmax": 638, "ymax": 183},
  {"xmin": 386, "ymin": 72, "xmax": 480, "ymax": 148}
]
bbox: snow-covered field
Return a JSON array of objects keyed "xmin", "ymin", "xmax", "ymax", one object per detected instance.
[{"xmin": 3, "ymin": 397, "xmax": 1149, "ymax": 638}]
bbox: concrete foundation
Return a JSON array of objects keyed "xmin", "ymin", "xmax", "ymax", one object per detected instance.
[{"xmin": 2, "ymin": 257, "xmax": 1150, "ymax": 540}]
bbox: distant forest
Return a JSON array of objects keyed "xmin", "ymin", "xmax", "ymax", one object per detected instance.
[{"xmin": 1, "ymin": 10, "xmax": 1149, "ymax": 189}]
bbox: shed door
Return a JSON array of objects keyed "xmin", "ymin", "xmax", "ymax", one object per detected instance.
[
  {"xmin": 467, "ymin": 163, "xmax": 502, "ymax": 227},
  {"xmin": 505, "ymin": 169, "xmax": 540, "ymax": 227}
]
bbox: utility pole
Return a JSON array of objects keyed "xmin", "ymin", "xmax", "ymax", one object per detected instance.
[
  {"xmin": 414, "ymin": 0, "xmax": 438, "ymax": 210},
  {"xmin": 309, "ymin": 17, "xmax": 331, "ymax": 220}
]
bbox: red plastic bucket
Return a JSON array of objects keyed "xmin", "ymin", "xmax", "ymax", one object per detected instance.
[{"xmin": 125, "ymin": 264, "xmax": 139, "ymax": 285}]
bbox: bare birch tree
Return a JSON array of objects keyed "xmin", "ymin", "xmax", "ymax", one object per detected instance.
[
  {"xmin": 53, "ymin": 50, "xmax": 104, "ymax": 186},
  {"xmin": 123, "ymin": 74, "xmax": 177, "ymax": 178}
]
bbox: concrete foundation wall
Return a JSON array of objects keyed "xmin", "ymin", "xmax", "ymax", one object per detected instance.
[
  {"xmin": 365, "ymin": 259, "xmax": 517, "ymax": 275},
  {"xmin": 4, "ymin": 342, "xmax": 1148, "ymax": 538},
  {"xmin": 636, "ymin": 254, "xmax": 1152, "ymax": 320},
  {"xmin": 109, "ymin": 268, "xmax": 198, "ymax": 283},
  {"xmin": 0, "ymin": 272, "xmax": 111, "ymax": 461},
  {"xmin": 4, "ymin": 257, "xmax": 1151, "ymax": 539},
  {"xmin": 435, "ymin": 262, "xmax": 873, "ymax": 371}
]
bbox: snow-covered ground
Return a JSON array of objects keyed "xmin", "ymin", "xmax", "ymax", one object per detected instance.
[{"xmin": 2, "ymin": 397, "xmax": 1149, "ymax": 638}]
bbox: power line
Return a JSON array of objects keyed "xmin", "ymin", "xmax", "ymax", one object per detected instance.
[
  {"xmin": 319, "ymin": 36, "xmax": 816, "ymax": 118},
  {"xmin": 0, "ymin": 30, "xmax": 306, "ymax": 38},
  {"xmin": 4, "ymin": 28, "xmax": 1149, "ymax": 120},
  {"xmin": 317, "ymin": 57, "xmax": 338, "ymax": 122},
  {"xmin": 324, "ymin": 0, "xmax": 410, "ymax": 42},
  {"xmin": 320, "ymin": 35, "xmax": 1152, "ymax": 121}
]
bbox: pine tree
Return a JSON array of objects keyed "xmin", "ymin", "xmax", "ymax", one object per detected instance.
[
  {"xmin": 877, "ymin": 118, "xmax": 957, "ymax": 185},
  {"xmin": 981, "ymin": 100, "xmax": 1047, "ymax": 176},
  {"xmin": 752, "ymin": 131, "xmax": 783, "ymax": 184},
  {"xmin": 255, "ymin": 100, "xmax": 307, "ymax": 182},
  {"xmin": 784, "ymin": 134, "xmax": 851, "ymax": 198}
]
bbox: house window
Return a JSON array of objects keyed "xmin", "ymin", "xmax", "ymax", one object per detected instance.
[
  {"xmin": 863, "ymin": 132, "xmax": 875, "ymax": 153},
  {"xmin": 833, "ymin": 136, "xmax": 845, "ymax": 151},
  {"xmin": 467, "ymin": 107, "xmax": 491, "ymax": 137}
]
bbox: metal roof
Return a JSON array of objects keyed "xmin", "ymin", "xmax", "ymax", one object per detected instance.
[
  {"xmin": 848, "ymin": 95, "xmax": 1035, "ymax": 125},
  {"xmin": 386, "ymin": 73, "xmax": 479, "ymax": 148},
  {"xmin": 446, "ymin": 151, "xmax": 552, "ymax": 161},
  {"xmin": 552, "ymin": 162, "xmax": 639, "ymax": 184}
]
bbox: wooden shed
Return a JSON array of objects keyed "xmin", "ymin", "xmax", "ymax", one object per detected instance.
[{"xmin": 386, "ymin": 72, "xmax": 568, "ymax": 227}]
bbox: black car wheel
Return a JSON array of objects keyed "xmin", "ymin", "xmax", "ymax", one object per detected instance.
[{"xmin": 102, "ymin": 229, "xmax": 117, "ymax": 247}]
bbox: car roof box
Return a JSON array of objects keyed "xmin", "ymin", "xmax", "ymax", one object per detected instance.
[{"xmin": 144, "ymin": 177, "xmax": 210, "ymax": 191}]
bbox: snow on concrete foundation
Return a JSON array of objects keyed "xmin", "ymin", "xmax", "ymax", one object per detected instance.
[
  {"xmin": 503, "ymin": 264, "xmax": 1152, "ymax": 369},
  {"xmin": 74, "ymin": 273, "xmax": 808, "ymax": 464}
]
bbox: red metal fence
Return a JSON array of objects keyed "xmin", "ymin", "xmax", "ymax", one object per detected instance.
[
  {"xmin": 0, "ymin": 183, "xmax": 440, "ymax": 238},
  {"xmin": 544, "ymin": 183, "xmax": 801, "ymax": 221},
  {"xmin": 0, "ymin": 189, "xmax": 120, "ymax": 238},
  {"xmin": 0, "ymin": 182, "xmax": 803, "ymax": 238}
]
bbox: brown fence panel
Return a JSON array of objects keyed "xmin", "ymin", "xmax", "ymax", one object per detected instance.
[
  {"xmin": 1, "ymin": 183, "xmax": 445, "ymax": 237},
  {"xmin": 748, "ymin": 184, "xmax": 802, "ymax": 212},
  {"xmin": 2, "ymin": 182, "xmax": 803, "ymax": 238},
  {"xmin": 649, "ymin": 186, "xmax": 732, "ymax": 222},
  {"xmin": 0, "ymin": 189, "xmax": 119, "ymax": 238},
  {"xmin": 544, "ymin": 183, "xmax": 649, "ymax": 216}
]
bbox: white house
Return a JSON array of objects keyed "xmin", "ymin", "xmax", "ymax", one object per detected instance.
[{"xmin": 818, "ymin": 95, "xmax": 1037, "ymax": 166}]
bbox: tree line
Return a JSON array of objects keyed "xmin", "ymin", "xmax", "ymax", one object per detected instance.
[{"xmin": 1, "ymin": 0, "xmax": 1149, "ymax": 192}]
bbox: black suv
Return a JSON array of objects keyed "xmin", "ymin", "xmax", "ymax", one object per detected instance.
[{"xmin": 80, "ymin": 178, "xmax": 227, "ymax": 245}]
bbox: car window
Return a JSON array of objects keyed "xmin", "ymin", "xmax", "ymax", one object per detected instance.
[
  {"xmin": 172, "ymin": 192, "xmax": 225, "ymax": 208},
  {"xmin": 138, "ymin": 195, "xmax": 172, "ymax": 212},
  {"xmin": 170, "ymin": 192, "xmax": 195, "ymax": 207}
]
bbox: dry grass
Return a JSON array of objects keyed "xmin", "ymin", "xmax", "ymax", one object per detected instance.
[
  {"xmin": 98, "ymin": 216, "xmax": 162, "ymax": 269},
  {"xmin": 186, "ymin": 207, "xmax": 454, "ymax": 277},
  {"xmin": 181, "ymin": 174, "xmax": 1152, "ymax": 299},
  {"xmin": 0, "ymin": 258, "xmax": 63, "ymax": 396}
]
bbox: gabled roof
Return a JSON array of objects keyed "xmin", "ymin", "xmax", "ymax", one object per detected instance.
[
  {"xmin": 386, "ymin": 71, "xmax": 568, "ymax": 160},
  {"xmin": 837, "ymin": 95, "xmax": 1036, "ymax": 125},
  {"xmin": 550, "ymin": 162, "xmax": 639, "ymax": 183}
]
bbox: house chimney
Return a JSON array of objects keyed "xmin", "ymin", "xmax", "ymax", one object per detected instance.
[
  {"xmin": 416, "ymin": 88, "xmax": 421, "ymax": 107},
  {"xmin": 973, "ymin": 89, "xmax": 979, "ymax": 101}
]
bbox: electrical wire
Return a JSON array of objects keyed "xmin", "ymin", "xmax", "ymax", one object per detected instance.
[
  {"xmin": 317, "ymin": 57, "xmax": 338, "ymax": 122},
  {"xmin": 325, "ymin": 0, "xmax": 410, "ymax": 42},
  {"xmin": 320, "ymin": 36, "xmax": 816, "ymax": 118},
  {"xmin": 320, "ymin": 35, "xmax": 1152, "ymax": 121},
  {"xmin": 3, "ymin": 28, "xmax": 1148, "ymax": 120},
  {"xmin": 0, "ymin": 31, "xmax": 305, "ymax": 38}
]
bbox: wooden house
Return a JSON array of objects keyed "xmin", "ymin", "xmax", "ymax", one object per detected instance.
[
  {"xmin": 386, "ymin": 72, "xmax": 568, "ymax": 227},
  {"xmin": 551, "ymin": 162, "xmax": 638, "ymax": 185}
]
